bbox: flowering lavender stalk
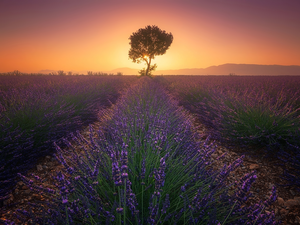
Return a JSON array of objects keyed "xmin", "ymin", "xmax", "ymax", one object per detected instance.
[
  {"xmin": 0, "ymin": 75, "xmax": 136, "ymax": 205},
  {"xmin": 111, "ymin": 153, "xmax": 122, "ymax": 187},
  {"xmin": 9, "ymin": 77, "xmax": 280, "ymax": 224}
]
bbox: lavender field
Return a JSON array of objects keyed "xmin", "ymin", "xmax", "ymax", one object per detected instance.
[
  {"xmin": 1, "ymin": 75, "xmax": 300, "ymax": 224},
  {"xmin": 162, "ymin": 76, "xmax": 300, "ymax": 149},
  {"xmin": 0, "ymin": 75, "xmax": 137, "ymax": 208},
  {"xmin": 160, "ymin": 76, "xmax": 300, "ymax": 195}
]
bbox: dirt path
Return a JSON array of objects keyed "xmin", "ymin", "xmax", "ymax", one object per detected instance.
[
  {"xmin": 0, "ymin": 120, "xmax": 103, "ymax": 224},
  {"xmin": 1, "ymin": 117, "xmax": 300, "ymax": 224},
  {"xmin": 194, "ymin": 117, "xmax": 300, "ymax": 225}
]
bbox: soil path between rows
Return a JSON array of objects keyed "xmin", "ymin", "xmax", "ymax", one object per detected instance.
[
  {"xmin": 193, "ymin": 116, "xmax": 300, "ymax": 225},
  {"xmin": 1, "ymin": 107, "xmax": 300, "ymax": 225}
]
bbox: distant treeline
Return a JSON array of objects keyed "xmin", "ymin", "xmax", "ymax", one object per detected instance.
[{"xmin": 0, "ymin": 70, "xmax": 124, "ymax": 76}]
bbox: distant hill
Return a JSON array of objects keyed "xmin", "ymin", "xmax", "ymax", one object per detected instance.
[
  {"xmin": 111, "ymin": 64, "xmax": 300, "ymax": 75},
  {"xmin": 152, "ymin": 64, "xmax": 300, "ymax": 76},
  {"xmin": 38, "ymin": 69, "xmax": 57, "ymax": 74},
  {"xmin": 36, "ymin": 64, "xmax": 300, "ymax": 76}
]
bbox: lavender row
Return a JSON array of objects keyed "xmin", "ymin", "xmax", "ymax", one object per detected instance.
[
  {"xmin": 160, "ymin": 75, "xmax": 300, "ymax": 194},
  {"xmin": 9, "ymin": 77, "xmax": 279, "ymax": 224},
  {"xmin": 0, "ymin": 75, "xmax": 137, "ymax": 207}
]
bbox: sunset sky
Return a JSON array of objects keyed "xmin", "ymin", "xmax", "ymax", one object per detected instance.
[{"xmin": 1, "ymin": 0, "xmax": 300, "ymax": 74}]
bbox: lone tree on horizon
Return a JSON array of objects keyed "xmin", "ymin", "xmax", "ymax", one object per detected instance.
[{"xmin": 129, "ymin": 25, "xmax": 173, "ymax": 76}]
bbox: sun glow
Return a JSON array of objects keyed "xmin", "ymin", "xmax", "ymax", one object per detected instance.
[{"xmin": 1, "ymin": 1, "xmax": 299, "ymax": 74}]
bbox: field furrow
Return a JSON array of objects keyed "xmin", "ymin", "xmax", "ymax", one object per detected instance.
[
  {"xmin": 1, "ymin": 76, "xmax": 281, "ymax": 224},
  {"xmin": 0, "ymin": 75, "xmax": 137, "ymax": 208}
]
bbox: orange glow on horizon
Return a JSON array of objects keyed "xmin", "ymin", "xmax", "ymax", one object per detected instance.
[{"xmin": 0, "ymin": 0, "xmax": 300, "ymax": 74}]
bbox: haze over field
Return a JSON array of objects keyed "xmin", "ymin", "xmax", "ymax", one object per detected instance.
[
  {"xmin": 37, "ymin": 64, "xmax": 300, "ymax": 76},
  {"xmin": 1, "ymin": 0, "xmax": 300, "ymax": 74}
]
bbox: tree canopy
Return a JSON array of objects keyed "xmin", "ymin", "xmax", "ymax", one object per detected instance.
[{"xmin": 128, "ymin": 25, "xmax": 173, "ymax": 76}]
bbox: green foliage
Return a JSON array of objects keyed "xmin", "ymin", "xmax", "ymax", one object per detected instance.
[
  {"xmin": 165, "ymin": 76, "xmax": 300, "ymax": 151},
  {"xmin": 129, "ymin": 25, "xmax": 173, "ymax": 76},
  {"xmin": 57, "ymin": 70, "xmax": 66, "ymax": 76},
  {"xmin": 138, "ymin": 64, "xmax": 157, "ymax": 77},
  {"xmin": 0, "ymin": 76, "xmax": 136, "ymax": 163},
  {"xmin": 34, "ymin": 79, "xmax": 250, "ymax": 224},
  {"xmin": 222, "ymin": 101, "xmax": 300, "ymax": 148}
]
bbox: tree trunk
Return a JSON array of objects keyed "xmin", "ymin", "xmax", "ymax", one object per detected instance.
[{"xmin": 146, "ymin": 58, "xmax": 151, "ymax": 76}]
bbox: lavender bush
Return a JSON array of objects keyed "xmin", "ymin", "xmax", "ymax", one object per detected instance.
[
  {"xmin": 162, "ymin": 76, "xmax": 300, "ymax": 148},
  {"xmin": 9, "ymin": 77, "xmax": 279, "ymax": 224},
  {"xmin": 0, "ymin": 75, "xmax": 136, "ymax": 206},
  {"xmin": 160, "ymin": 75, "xmax": 300, "ymax": 195}
]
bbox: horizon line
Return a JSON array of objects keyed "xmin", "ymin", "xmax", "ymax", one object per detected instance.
[{"xmin": 2, "ymin": 63, "xmax": 300, "ymax": 74}]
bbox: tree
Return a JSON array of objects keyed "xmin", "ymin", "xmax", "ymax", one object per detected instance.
[
  {"xmin": 12, "ymin": 70, "xmax": 22, "ymax": 76},
  {"xmin": 129, "ymin": 25, "xmax": 173, "ymax": 76},
  {"xmin": 57, "ymin": 70, "xmax": 66, "ymax": 76}
]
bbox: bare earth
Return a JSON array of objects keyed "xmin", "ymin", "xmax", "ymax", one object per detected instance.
[{"xmin": 1, "ymin": 118, "xmax": 300, "ymax": 224}]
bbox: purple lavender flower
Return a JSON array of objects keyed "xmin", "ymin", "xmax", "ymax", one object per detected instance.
[
  {"xmin": 112, "ymin": 161, "xmax": 122, "ymax": 186},
  {"xmin": 54, "ymin": 142, "xmax": 74, "ymax": 175},
  {"xmin": 153, "ymin": 157, "xmax": 166, "ymax": 191},
  {"xmin": 161, "ymin": 194, "xmax": 170, "ymax": 214},
  {"xmin": 141, "ymin": 157, "xmax": 146, "ymax": 176}
]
